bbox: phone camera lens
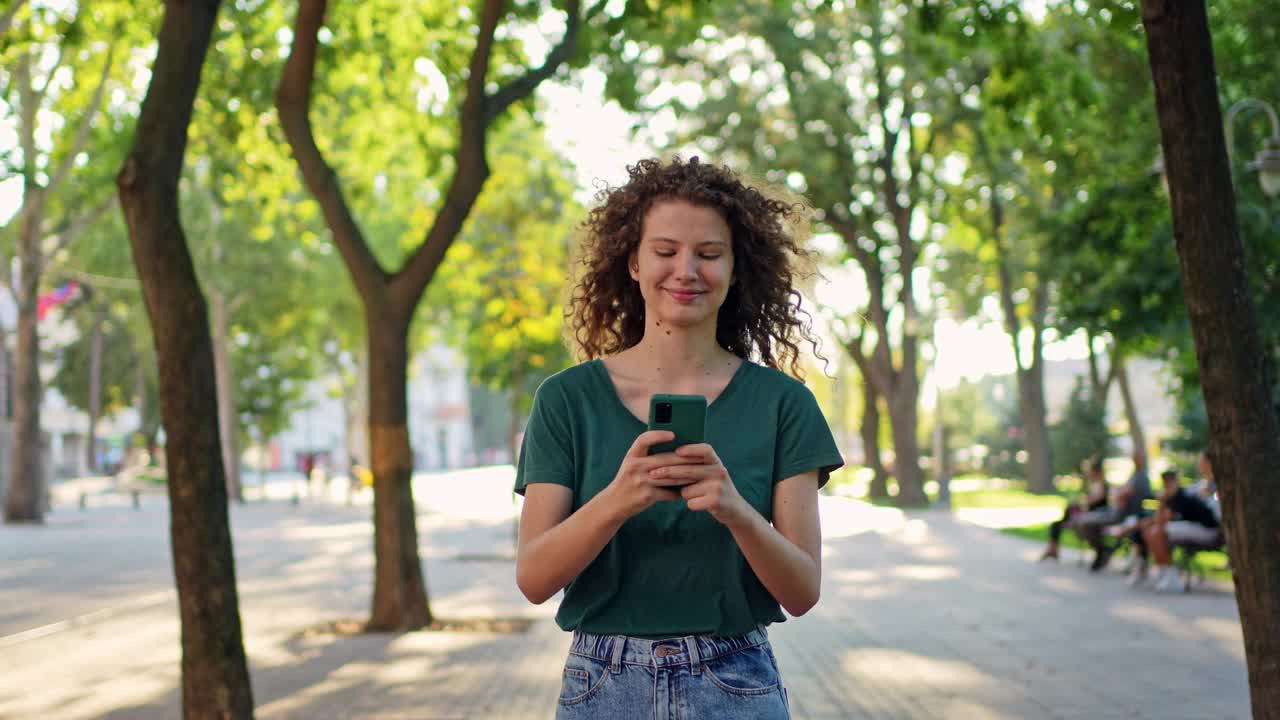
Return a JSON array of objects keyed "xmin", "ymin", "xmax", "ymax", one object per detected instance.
[{"xmin": 655, "ymin": 402, "xmax": 673, "ymax": 424}]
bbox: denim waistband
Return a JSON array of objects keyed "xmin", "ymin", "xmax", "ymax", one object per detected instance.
[{"xmin": 569, "ymin": 626, "xmax": 769, "ymax": 672}]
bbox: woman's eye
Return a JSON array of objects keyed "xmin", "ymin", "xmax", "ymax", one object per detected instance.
[
  {"xmin": 655, "ymin": 251, "xmax": 676, "ymax": 257},
  {"xmin": 700, "ymin": 254, "xmax": 722, "ymax": 260}
]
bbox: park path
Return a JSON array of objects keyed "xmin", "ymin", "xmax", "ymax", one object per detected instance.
[{"xmin": 0, "ymin": 467, "xmax": 1248, "ymax": 719}]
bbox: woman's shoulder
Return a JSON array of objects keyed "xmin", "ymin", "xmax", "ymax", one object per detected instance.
[
  {"xmin": 744, "ymin": 361, "xmax": 816, "ymax": 398},
  {"xmin": 535, "ymin": 360, "xmax": 605, "ymax": 399}
]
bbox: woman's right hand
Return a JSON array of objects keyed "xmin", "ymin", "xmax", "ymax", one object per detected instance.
[{"xmin": 604, "ymin": 430, "xmax": 701, "ymax": 518}]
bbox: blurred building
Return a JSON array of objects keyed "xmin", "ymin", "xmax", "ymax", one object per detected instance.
[
  {"xmin": 271, "ymin": 343, "xmax": 502, "ymax": 475},
  {"xmin": 0, "ymin": 289, "xmax": 140, "ymax": 493}
]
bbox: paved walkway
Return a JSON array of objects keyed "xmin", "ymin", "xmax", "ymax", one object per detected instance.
[{"xmin": 1, "ymin": 468, "xmax": 1249, "ymax": 719}]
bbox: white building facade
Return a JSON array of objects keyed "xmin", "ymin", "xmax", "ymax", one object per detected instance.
[{"xmin": 270, "ymin": 343, "xmax": 477, "ymax": 474}]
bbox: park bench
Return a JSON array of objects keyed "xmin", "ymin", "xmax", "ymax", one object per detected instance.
[{"xmin": 1171, "ymin": 531, "xmax": 1228, "ymax": 592}]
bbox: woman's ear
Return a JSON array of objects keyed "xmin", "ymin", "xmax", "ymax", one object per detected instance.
[{"xmin": 628, "ymin": 251, "xmax": 639, "ymax": 281}]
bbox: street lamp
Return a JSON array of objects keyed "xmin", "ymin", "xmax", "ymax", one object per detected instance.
[
  {"xmin": 1153, "ymin": 97, "xmax": 1280, "ymax": 197},
  {"xmin": 1227, "ymin": 98, "xmax": 1280, "ymax": 197},
  {"xmin": 1246, "ymin": 133, "xmax": 1280, "ymax": 196}
]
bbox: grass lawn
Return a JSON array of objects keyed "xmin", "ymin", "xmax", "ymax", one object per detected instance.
[
  {"xmin": 1001, "ymin": 521, "xmax": 1089, "ymax": 551},
  {"xmin": 948, "ymin": 488, "xmax": 1068, "ymax": 509},
  {"xmin": 848, "ymin": 485, "xmax": 1070, "ymax": 510}
]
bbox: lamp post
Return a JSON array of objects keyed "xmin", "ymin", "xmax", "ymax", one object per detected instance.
[
  {"xmin": 1154, "ymin": 97, "xmax": 1280, "ymax": 196},
  {"xmin": 1228, "ymin": 98, "xmax": 1280, "ymax": 196}
]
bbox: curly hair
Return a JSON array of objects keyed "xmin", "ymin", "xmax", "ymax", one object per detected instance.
[{"xmin": 566, "ymin": 156, "xmax": 823, "ymax": 379}]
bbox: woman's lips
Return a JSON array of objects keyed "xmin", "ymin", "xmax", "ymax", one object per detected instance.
[{"xmin": 665, "ymin": 288, "xmax": 704, "ymax": 303}]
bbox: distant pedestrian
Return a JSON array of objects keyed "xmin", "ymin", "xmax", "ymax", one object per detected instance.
[
  {"xmin": 514, "ymin": 157, "xmax": 842, "ymax": 718},
  {"xmin": 1040, "ymin": 458, "xmax": 1109, "ymax": 562}
]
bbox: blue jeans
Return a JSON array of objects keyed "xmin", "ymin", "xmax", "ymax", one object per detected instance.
[{"xmin": 555, "ymin": 626, "xmax": 790, "ymax": 720}]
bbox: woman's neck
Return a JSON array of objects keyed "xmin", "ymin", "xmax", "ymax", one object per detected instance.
[{"xmin": 625, "ymin": 319, "xmax": 733, "ymax": 383}]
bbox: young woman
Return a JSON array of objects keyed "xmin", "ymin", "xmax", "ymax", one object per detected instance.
[{"xmin": 515, "ymin": 157, "xmax": 843, "ymax": 719}]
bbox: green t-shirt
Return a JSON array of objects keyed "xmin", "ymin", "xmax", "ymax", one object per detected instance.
[{"xmin": 514, "ymin": 358, "xmax": 843, "ymax": 637}]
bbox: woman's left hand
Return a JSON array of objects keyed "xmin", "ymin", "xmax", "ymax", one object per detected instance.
[{"xmin": 649, "ymin": 443, "xmax": 752, "ymax": 527}]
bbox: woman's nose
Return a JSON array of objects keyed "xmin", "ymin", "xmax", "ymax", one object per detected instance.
[{"xmin": 676, "ymin": 252, "xmax": 698, "ymax": 278}]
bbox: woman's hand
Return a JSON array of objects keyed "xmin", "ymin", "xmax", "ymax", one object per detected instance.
[
  {"xmin": 604, "ymin": 430, "xmax": 701, "ymax": 519},
  {"xmin": 649, "ymin": 443, "xmax": 753, "ymax": 528}
]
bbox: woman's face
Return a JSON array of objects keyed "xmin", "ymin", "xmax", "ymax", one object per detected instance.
[{"xmin": 630, "ymin": 199, "xmax": 735, "ymax": 332}]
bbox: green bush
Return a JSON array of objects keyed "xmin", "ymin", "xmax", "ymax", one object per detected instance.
[{"xmin": 1050, "ymin": 376, "xmax": 1111, "ymax": 476}]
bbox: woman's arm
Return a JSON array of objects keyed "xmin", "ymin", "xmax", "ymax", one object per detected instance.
[
  {"xmin": 515, "ymin": 483, "xmax": 627, "ymax": 605},
  {"xmin": 724, "ymin": 472, "xmax": 822, "ymax": 617},
  {"xmin": 516, "ymin": 429, "xmax": 692, "ymax": 604},
  {"xmin": 653, "ymin": 445, "xmax": 822, "ymax": 617}
]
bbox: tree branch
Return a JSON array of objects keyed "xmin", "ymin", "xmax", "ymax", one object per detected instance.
[
  {"xmin": 34, "ymin": 43, "xmax": 66, "ymax": 107},
  {"xmin": 389, "ymin": 0, "xmax": 503, "ymax": 310},
  {"xmin": 1104, "ymin": 341, "xmax": 1123, "ymax": 399},
  {"xmin": 16, "ymin": 54, "xmax": 38, "ymax": 188},
  {"xmin": 974, "ymin": 115, "xmax": 1025, "ymax": 374},
  {"xmin": 1029, "ymin": 278, "xmax": 1049, "ymax": 371},
  {"xmin": 394, "ymin": 0, "xmax": 587, "ymax": 308},
  {"xmin": 276, "ymin": 0, "xmax": 388, "ymax": 303},
  {"xmin": 44, "ymin": 194, "xmax": 115, "ymax": 260},
  {"xmin": 0, "ymin": 0, "xmax": 27, "ymax": 40},
  {"xmin": 483, "ymin": 0, "xmax": 586, "ymax": 125},
  {"xmin": 48, "ymin": 45, "xmax": 115, "ymax": 195}
]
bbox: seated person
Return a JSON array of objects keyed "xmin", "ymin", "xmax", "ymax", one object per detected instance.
[
  {"xmin": 1040, "ymin": 459, "xmax": 1108, "ymax": 562},
  {"xmin": 1075, "ymin": 450, "xmax": 1151, "ymax": 572},
  {"xmin": 1188, "ymin": 450, "xmax": 1220, "ymax": 520},
  {"xmin": 1140, "ymin": 468, "xmax": 1222, "ymax": 593}
]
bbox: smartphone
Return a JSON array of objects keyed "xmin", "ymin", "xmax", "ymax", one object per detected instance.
[{"xmin": 647, "ymin": 394, "xmax": 707, "ymax": 456}]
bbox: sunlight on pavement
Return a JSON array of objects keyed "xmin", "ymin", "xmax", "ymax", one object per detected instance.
[
  {"xmin": 413, "ymin": 465, "xmax": 519, "ymax": 523},
  {"xmin": 1040, "ymin": 575, "xmax": 1096, "ymax": 595},
  {"xmin": 890, "ymin": 565, "xmax": 961, "ymax": 582},
  {"xmin": 1194, "ymin": 617, "xmax": 1251, "ymax": 661},
  {"xmin": 242, "ymin": 520, "xmax": 371, "ymax": 541},
  {"xmin": 953, "ymin": 506, "xmax": 1064, "ymax": 529},
  {"xmin": 838, "ymin": 648, "xmax": 1011, "ymax": 715},
  {"xmin": 818, "ymin": 495, "xmax": 905, "ymax": 538},
  {"xmin": 1112, "ymin": 604, "xmax": 1245, "ymax": 661},
  {"xmin": 893, "ymin": 518, "xmax": 933, "ymax": 545}
]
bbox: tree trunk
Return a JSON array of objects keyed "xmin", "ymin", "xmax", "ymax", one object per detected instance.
[
  {"xmin": 861, "ymin": 378, "xmax": 889, "ymax": 500},
  {"xmin": 133, "ymin": 341, "xmax": 150, "ymax": 442},
  {"xmin": 932, "ymin": 406, "xmax": 951, "ymax": 509},
  {"xmin": 1114, "ymin": 359, "xmax": 1147, "ymax": 459},
  {"xmin": 1, "ymin": 325, "xmax": 12, "ymax": 419},
  {"xmin": 86, "ymin": 302, "xmax": 106, "ymax": 474},
  {"xmin": 276, "ymin": 0, "xmax": 584, "ymax": 632},
  {"xmin": 1086, "ymin": 331, "xmax": 1102, "ymax": 395},
  {"xmin": 1018, "ymin": 361, "xmax": 1055, "ymax": 494},
  {"xmin": 116, "ymin": 0, "xmax": 254, "ymax": 716},
  {"xmin": 5, "ymin": 189, "xmax": 45, "ymax": 524},
  {"xmin": 353, "ymin": 346, "xmax": 370, "ymax": 467},
  {"xmin": 987, "ymin": 161, "xmax": 1054, "ymax": 495},
  {"xmin": 337, "ymin": 370, "xmax": 353, "ymax": 467},
  {"xmin": 887, "ymin": 374, "xmax": 927, "ymax": 506},
  {"xmin": 1142, "ymin": 2, "xmax": 1280, "ymax": 714},
  {"xmin": 210, "ymin": 291, "xmax": 243, "ymax": 503},
  {"xmin": 366, "ymin": 309, "xmax": 431, "ymax": 630}
]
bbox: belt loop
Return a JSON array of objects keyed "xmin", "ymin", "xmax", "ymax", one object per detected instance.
[
  {"xmin": 609, "ymin": 635, "xmax": 626, "ymax": 674},
  {"xmin": 685, "ymin": 635, "xmax": 702, "ymax": 675}
]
